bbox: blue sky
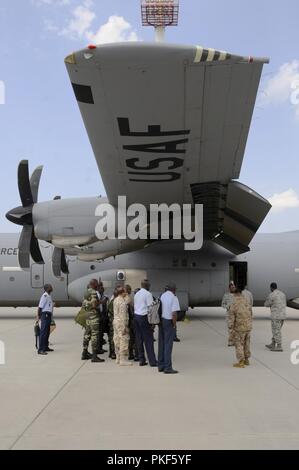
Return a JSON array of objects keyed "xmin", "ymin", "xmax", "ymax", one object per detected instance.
[{"xmin": 0, "ymin": 0, "xmax": 299, "ymax": 233}]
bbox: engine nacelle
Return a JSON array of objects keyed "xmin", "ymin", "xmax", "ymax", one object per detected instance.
[
  {"xmin": 33, "ymin": 196, "xmax": 107, "ymax": 245},
  {"xmin": 67, "ymin": 239, "xmax": 148, "ymax": 261}
]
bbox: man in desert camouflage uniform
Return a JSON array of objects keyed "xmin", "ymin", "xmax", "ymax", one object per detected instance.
[
  {"xmin": 113, "ymin": 287, "xmax": 132, "ymax": 366},
  {"xmin": 265, "ymin": 282, "xmax": 287, "ymax": 352},
  {"xmin": 81, "ymin": 279, "xmax": 105, "ymax": 363},
  {"xmin": 242, "ymin": 287, "xmax": 254, "ymax": 308},
  {"xmin": 228, "ymin": 287, "xmax": 253, "ymax": 368},
  {"xmin": 221, "ymin": 281, "xmax": 236, "ymax": 347}
]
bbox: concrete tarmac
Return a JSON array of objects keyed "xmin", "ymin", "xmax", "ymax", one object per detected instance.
[{"xmin": 1, "ymin": 307, "xmax": 299, "ymax": 450}]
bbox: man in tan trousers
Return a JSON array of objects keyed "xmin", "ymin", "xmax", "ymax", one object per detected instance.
[
  {"xmin": 113, "ymin": 287, "xmax": 132, "ymax": 366},
  {"xmin": 228, "ymin": 286, "xmax": 253, "ymax": 368}
]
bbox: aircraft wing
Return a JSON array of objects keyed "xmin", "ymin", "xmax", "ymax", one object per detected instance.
[{"xmin": 65, "ymin": 42, "xmax": 270, "ymax": 253}]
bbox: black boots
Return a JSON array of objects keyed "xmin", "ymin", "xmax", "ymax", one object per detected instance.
[
  {"xmin": 81, "ymin": 350, "xmax": 92, "ymax": 360},
  {"xmin": 96, "ymin": 348, "xmax": 107, "ymax": 355},
  {"xmin": 91, "ymin": 353, "xmax": 105, "ymax": 363},
  {"xmin": 109, "ymin": 350, "xmax": 116, "ymax": 359}
]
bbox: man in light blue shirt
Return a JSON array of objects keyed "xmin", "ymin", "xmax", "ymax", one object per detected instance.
[
  {"xmin": 37, "ymin": 284, "xmax": 54, "ymax": 355},
  {"xmin": 134, "ymin": 280, "xmax": 157, "ymax": 367},
  {"xmin": 158, "ymin": 283, "xmax": 180, "ymax": 374}
]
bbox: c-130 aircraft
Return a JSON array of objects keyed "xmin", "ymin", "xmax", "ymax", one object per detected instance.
[{"xmin": 3, "ymin": 1, "xmax": 299, "ymax": 310}]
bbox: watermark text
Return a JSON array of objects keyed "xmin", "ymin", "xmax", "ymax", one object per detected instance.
[
  {"xmin": 0, "ymin": 80, "xmax": 5, "ymax": 105},
  {"xmin": 95, "ymin": 196, "xmax": 203, "ymax": 251},
  {"xmin": 290, "ymin": 340, "xmax": 299, "ymax": 365},
  {"xmin": 0, "ymin": 341, "xmax": 5, "ymax": 365}
]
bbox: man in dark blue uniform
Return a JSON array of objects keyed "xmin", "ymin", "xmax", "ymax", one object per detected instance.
[{"xmin": 37, "ymin": 284, "xmax": 54, "ymax": 355}]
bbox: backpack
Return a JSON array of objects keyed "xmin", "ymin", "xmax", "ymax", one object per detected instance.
[
  {"xmin": 34, "ymin": 321, "xmax": 40, "ymax": 350},
  {"xmin": 148, "ymin": 299, "xmax": 162, "ymax": 325},
  {"xmin": 75, "ymin": 307, "xmax": 87, "ymax": 329}
]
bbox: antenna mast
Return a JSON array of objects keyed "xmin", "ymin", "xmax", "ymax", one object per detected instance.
[{"xmin": 141, "ymin": 0, "xmax": 179, "ymax": 42}]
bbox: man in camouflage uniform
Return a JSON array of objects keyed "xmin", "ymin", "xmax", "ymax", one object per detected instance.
[
  {"xmin": 107, "ymin": 288, "xmax": 118, "ymax": 359},
  {"xmin": 242, "ymin": 287, "xmax": 254, "ymax": 308},
  {"xmin": 221, "ymin": 281, "xmax": 236, "ymax": 347},
  {"xmin": 96, "ymin": 282, "xmax": 108, "ymax": 355},
  {"xmin": 228, "ymin": 287, "xmax": 253, "ymax": 368},
  {"xmin": 113, "ymin": 287, "xmax": 132, "ymax": 366},
  {"xmin": 264, "ymin": 282, "xmax": 287, "ymax": 352},
  {"xmin": 81, "ymin": 279, "xmax": 105, "ymax": 363}
]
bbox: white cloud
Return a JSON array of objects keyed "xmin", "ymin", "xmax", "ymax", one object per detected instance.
[
  {"xmin": 269, "ymin": 189, "xmax": 299, "ymax": 213},
  {"xmin": 44, "ymin": 0, "xmax": 139, "ymax": 44},
  {"xmin": 61, "ymin": 1, "xmax": 95, "ymax": 39},
  {"xmin": 261, "ymin": 60, "xmax": 299, "ymax": 120},
  {"xmin": 86, "ymin": 15, "xmax": 138, "ymax": 44},
  {"xmin": 44, "ymin": 19, "xmax": 59, "ymax": 32},
  {"xmin": 32, "ymin": 0, "xmax": 71, "ymax": 6}
]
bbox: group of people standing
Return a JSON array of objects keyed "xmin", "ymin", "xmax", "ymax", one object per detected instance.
[
  {"xmin": 36, "ymin": 278, "xmax": 287, "ymax": 372},
  {"xmin": 81, "ymin": 279, "xmax": 181, "ymax": 374},
  {"xmin": 222, "ymin": 281, "xmax": 287, "ymax": 368}
]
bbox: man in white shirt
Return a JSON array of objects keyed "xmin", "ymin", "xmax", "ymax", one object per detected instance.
[
  {"xmin": 134, "ymin": 280, "xmax": 157, "ymax": 367},
  {"xmin": 158, "ymin": 283, "xmax": 180, "ymax": 374},
  {"xmin": 37, "ymin": 284, "xmax": 54, "ymax": 355}
]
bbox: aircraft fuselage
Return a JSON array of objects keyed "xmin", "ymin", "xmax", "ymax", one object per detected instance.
[{"xmin": 0, "ymin": 232, "xmax": 298, "ymax": 310}]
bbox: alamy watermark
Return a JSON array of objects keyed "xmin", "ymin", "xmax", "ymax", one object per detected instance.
[
  {"xmin": 95, "ymin": 196, "xmax": 203, "ymax": 251},
  {"xmin": 0, "ymin": 80, "xmax": 5, "ymax": 105},
  {"xmin": 290, "ymin": 79, "xmax": 299, "ymax": 106},
  {"xmin": 0, "ymin": 341, "xmax": 5, "ymax": 365},
  {"xmin": 290, "ymin": 340, "xmax": 299, "ymax": 365}
]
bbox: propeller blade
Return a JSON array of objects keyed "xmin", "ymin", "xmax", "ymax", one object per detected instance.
[
  {"xmin": 30, "ymin": 233, "xmax": 44, "ymax": 264},
  {"xmin": 61, "ymin": 249, "xmax": 69, "ymax": 275},
  {"xmin": 52, "ymin": 247, "xmax": 62, "ymax": 278},
  {"xmin": 18, "ymin": 225, "xmax": 32, "ymax": 269},
  {"xmin": 18, "ymin": 160, "xmax": 34, "ymax": 208},
  {"xmin": 30, "ymin": 165, "xmax": 43, "ymax": 204},
  {"xmin": 5, "ymin": 205, "xmax": 32, "ymax": 226},
  {"xmin": 52, "ymin": 248, "xmax": 69, "ymax": 277}
]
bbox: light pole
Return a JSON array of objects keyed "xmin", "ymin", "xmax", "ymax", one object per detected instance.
[{"xmin": 141, "ymin": 0, "xmax": 179, "ymax": 42}]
